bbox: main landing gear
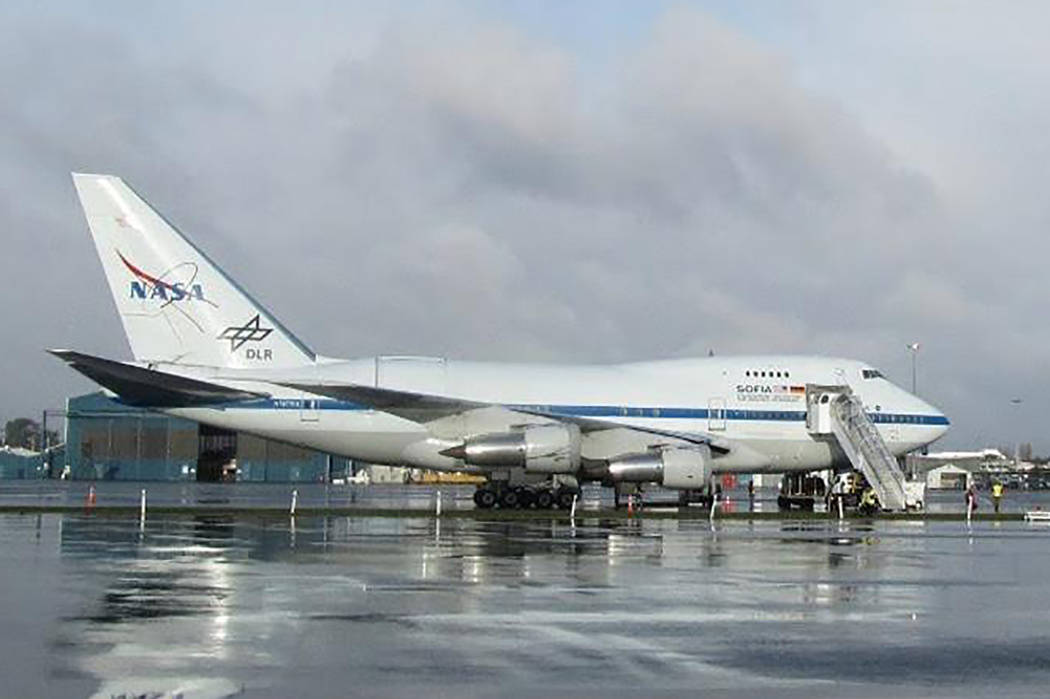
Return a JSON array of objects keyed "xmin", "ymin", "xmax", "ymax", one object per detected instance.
[{"xmin": 472, "ymin": 483, "xmax": 579, "ymax": 510}]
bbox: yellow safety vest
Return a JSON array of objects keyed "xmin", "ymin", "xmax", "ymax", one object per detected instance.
[{"xmin": 992, "ymin": 484, "xmax": 1003, "ymax": 497}]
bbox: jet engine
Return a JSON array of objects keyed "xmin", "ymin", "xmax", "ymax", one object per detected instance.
[
  {"xmin": 442, "ymin": 424, "xmax": 582, "ymax": 474},
  {"xmin": 606, "ymin": 446, "xmax": 711, "ymax": 489}
]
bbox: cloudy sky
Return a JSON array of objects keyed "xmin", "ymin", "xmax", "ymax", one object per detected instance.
[{"xmin": 2, "ymin": 1, "xmax": 1047, "ymax": 452}]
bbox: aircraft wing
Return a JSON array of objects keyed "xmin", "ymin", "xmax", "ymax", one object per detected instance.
[
  {"xmin": 278, "ymin": 381, "xmax": 486, "ymax": 422},
  {"xmin": 278, "ymin": 381, "xmax": 731, "ymax": 454},
  {"xmin": 50, "ymin": 349, "xmax": 269, "ymax": 407}
]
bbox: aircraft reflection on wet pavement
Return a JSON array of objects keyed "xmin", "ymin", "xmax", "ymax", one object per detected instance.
[
  {"xmin": 4, "ymin": 512, "xmax": 1050, "ymax": 698},
  {"xmin": 52, "ymin": 515, "xmax": 923, "ymax": 613}
]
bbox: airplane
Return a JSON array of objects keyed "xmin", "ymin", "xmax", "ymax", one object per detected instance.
[{"xmin": 52, "ymin": 173, "xmax": 949, "ymax": 510}]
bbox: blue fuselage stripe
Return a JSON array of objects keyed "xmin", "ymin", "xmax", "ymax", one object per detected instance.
[{"xmin": 217, "ymin": 398, "xmax": 949, "ymax": 426}]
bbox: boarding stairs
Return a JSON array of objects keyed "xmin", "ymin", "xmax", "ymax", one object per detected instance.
[{"xmin": 807, "ymin": 386, "xmax": 908, "ymax": 511}]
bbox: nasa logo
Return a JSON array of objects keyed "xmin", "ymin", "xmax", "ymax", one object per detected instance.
[
  {"xmin": 129, "ymin": 281, "xmax": 205, "ymax": 301},
  {"xmin": 120, "ymin": 252, "xmax": 207, "ymax": 303}
]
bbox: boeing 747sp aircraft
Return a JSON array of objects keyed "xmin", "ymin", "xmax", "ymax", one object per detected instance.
[{"xmin": 53, "ymin": 174, "xmax": 949, "ymax": 509}]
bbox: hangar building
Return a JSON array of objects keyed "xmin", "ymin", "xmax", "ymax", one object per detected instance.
[
  {"xmin": 64, "ymin": 392, "xmax": 352, "ymax": 482},
  {"xmin": 0, "ymin": 446, "xmax": 49, "ymax": 479}
]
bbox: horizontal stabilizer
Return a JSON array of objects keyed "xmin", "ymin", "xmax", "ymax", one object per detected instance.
[{"xmin": 49, "ymin": 349, "xmax": 269, "ymax": 407}]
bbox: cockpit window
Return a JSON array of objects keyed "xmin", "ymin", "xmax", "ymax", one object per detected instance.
[{"xmin": 862, "ymin": 369, "xmax": 884, "ymax": 380}]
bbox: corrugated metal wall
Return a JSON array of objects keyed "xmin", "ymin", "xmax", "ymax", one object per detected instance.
[
  {"xmin": 65, "ymin": 392, "xmax": 348, "ymax": 482},
  {"xmin": 0, "ymin": 449, "xmax": 41, "ymax": 479},
  {"xmin": 66, "ymin": 392, "xmax": 198, "ymax": 481}
]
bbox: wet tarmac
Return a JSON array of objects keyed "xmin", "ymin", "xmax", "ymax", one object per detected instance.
[
  {"xmin": 3, "ymin": 507, "xmax": 1050, "ymax": 698},
  {"xmin": 2, "ymin": 480, "xmax": 1044, "ymax": 516},
  {"xmin": 0, "ymin": 480, "xmax": 479, "ymax": 511}
]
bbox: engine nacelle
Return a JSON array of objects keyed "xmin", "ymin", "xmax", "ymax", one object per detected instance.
[
  {"xmin": 444, "ymin": 424, "xmax": 582, "ymax": 474},
  {"xmin": 606, "ymin": 446, "xmax": 711, "ymax": 489}
]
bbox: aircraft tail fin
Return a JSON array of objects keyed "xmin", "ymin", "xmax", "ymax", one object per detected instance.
[{"xmin": 71, "ymin": 173, "xmax": 314, "ymax": 368}]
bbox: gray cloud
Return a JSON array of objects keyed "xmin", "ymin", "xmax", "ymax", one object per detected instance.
[{"xmin": 1, "ymin": 3, "xmax": 1047, "ymax": 452}]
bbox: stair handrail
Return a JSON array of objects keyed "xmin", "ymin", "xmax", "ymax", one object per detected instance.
[{"xmin": 830, "ymin": 394, "xmax": 906, "ymax": 510}]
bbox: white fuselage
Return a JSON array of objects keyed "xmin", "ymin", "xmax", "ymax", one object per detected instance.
[
  {"xmin": 163, "ymin": 354, "xmax": 948, "ymax": 475},
  {"xmin": 67, "ymin": 174, "xmax": 949, "ymax": 482}
]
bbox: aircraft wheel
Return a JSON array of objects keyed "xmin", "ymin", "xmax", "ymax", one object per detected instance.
[
  {"xmin": 515, "ymin": 486, "xmax": 535, "ymax": 509},
  {"xmin": 500, "ymin": 488, "xmax": 520, "ymax": 509},
  {"xmin": 534, "ymin": 489, "xmax": 554, "ymax": 510},
  {"xmin": 555, "ymin": 489, "xmax": 578, "ymax": 510},
  {"xmin": 474, "ymin": 488, "xmax": 497, "ymax": 509}
]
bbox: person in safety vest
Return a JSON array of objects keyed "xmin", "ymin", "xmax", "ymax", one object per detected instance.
[{"xmin": 991, "ymin": 481, "xmax": 1004, "ymax": 514}]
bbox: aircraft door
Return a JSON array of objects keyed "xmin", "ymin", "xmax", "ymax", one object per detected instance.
[
  {"xmin": 299, "ymin": 364, "xmax": 320, "ymax": 423},
  {"xmin": 299, "ymin": 396, "xmax": 320, "ymax": 423},
  {"xmin": 708, "ymin": 397, "xmax": 727, "ymax": 431}
]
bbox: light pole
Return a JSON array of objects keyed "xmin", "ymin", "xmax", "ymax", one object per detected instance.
[
  {"xmin": 907, "ymin": 342, "xmax": 921, "ymax": 394},
  {"xmin": 1010, "ymin": 398, "xmax": 1023, "ymax": 464}
]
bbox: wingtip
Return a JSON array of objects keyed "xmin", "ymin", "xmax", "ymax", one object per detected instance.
[{"xmin": 47, "ymin": 348, "xmax": 79, "ymax": 362}]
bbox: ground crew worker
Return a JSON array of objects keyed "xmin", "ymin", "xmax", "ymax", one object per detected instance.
[
  {"xmin": 966, "ymin": 484, "xmax": 978, "ymax": 515},
  {"xmin": 992, "ymin": 481, "xmax": 1004, "ymax": 514},
  {"xmin": 859, "ymin": 488, "xmax": 878, "ymax": 516}
]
